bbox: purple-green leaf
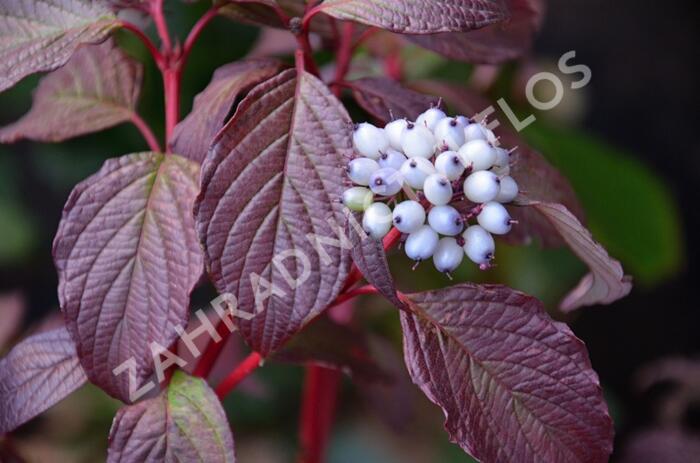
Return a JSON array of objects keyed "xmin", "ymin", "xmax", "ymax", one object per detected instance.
[
  {"xmin": 521, "ymin": 200, "xmax": 633, "ymax": 311},
  {"xmin": 0, "ymin": 40, "xmax": 141, "ymax": 143},
  {"xmin": 0, "ymin": 327, "xmax": 87, "ymax": 433},
  {"xmin": 107, "ymin": 370, "xmax": 235, "ymax": 462},
  {"xmin": 195, "ymin": 69, "xmax": 353, "ymax": 356},
  {"xmin": 53, "ymin": 152, "xmax": 203, "ymax": 402},
  {"xmin": 170, "ymin": 58, "xmax": 285, "ymax": 164},
  {"xmin": 400, "ymin": 283, "xmax": 614, "ymax": 462},
  {"xmin": 315, "ymin": 0, "xmax": 510, "ymax": 34},
  {"xmin": 408, "ymin": 0, "xmax": 544, "ymax": 64},
  {"xmin": 0, "ymin": 0, "xmax": 120, "ymax": 93},
  {"xmin": 349, "ymin": 77, "xmax": 442, "ymax": 123}
]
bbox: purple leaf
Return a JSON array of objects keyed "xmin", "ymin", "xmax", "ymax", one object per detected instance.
[
  {"xmin": 315, "ymin": 0, "xmax": 510, "ymax": 34},
  {"xmin": 349, "ymin": 77, "xmax": 442, "ymax": 123},
  {"xmin": 108, "ymin": 370, "xmax": 235, "ymax": 462},
  {"xmin": 220, "ymin": 1, "xmax": 338, "ymax": 38},
  {"xmin": 400, "ymin": 283, "xmax": 614, "ymax": 462},
  {"xmin": 271, "ymin": 316, "xmax": 387, "ymax": 382},
  {"xmin": 0, "ymin": 327, "xmax": 87, "ymax": 433},
  {"xmin": 348, "ymin": 215, "xmax": 406, "ymax": 309},
  {"xmin": 170, "ymin": 58, "xmax": 285, "ymax": 164},
  {"xmin": 521, "ymin": 201, "xmax": 632, "ymax": 311},
  {"xmin": 408, "ymin": 0, "xmax": 544, "ymax": 64},
  {"xmin": 195, "ymin": 69, "xmax": 353, "ymax": 356},
  {"xmin": 53, "ymin": 152, "xmax": 203, "ymax": 402},
  {"xmin": 0, "ymin": 0, "xmax": 120, "ymax": 93},
  {"xmin": 0, "ymin": 40, "xmax": 142, "ymax": 143}
]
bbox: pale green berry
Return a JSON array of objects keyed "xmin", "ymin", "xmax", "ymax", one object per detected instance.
[{"xmin": 342, "ymin": 187, "xmax": 374, "ymax": 212}]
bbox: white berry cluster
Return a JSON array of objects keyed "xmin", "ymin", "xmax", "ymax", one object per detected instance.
[{"xmin": 342, "ymin": 107, "xmax": 520, "ymax": 274}]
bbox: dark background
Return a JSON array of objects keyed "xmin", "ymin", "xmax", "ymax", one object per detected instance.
[{"xmin": 0, "ymin": 0, "xmax": 698, "ymax": 461}]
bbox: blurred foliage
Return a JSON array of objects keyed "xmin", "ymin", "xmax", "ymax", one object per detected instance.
[{"xmin": 523, "ymin": 123, "xmax": 683, "ymax": 286}]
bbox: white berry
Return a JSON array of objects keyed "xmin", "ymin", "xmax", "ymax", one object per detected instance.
[
  {"xmin": 494, "ymin": 147, "xmax": 510, "ymax": 168},
  {"xmin": 363, "ymin": 202, "xmax": 393, "ymax": 239},
  {"xmin": 477, "ymin": 202, "xmax": 513, "ymax": 235},
  {"xmin": 495, "ymin": 176, "xmax": 519, "ymax": 203},
  {"xmin": 353, "ymin": 123, "xmax": 389, "ymax": 159},
  {"xmin": 401, "ymin": 123, "xmax": 436, "ymax": 159},
  {"xmin": 455, "ymin": 115, "xmax": 471, "ymax": 127},
  {"xmin": 342, "ymin": 187, "xmax": 374, "ymax": 212},
  {"xmin": 463, "ymin": 170, "xmax": 501, "ymax": 203},
  {"xmin": 433, "ymin": 237, "xmax": 464, "ymax": 273},
  {"xmin": 400, "ymin": 158, "xmax": 435, "ymax": 189},
  {"xmin": 378, "ymin": 148, "xmax": 407, "ymax": 171},
  {"xmin": 435, "ymin": 151, "xmax": 466, "ymax": 181},
  {"xmin": 464, "ymin": 123, "xmax": 489, "ymax": 142},
  {"xmin": 416, "ymin": 107, "xmax": 446, "ymax": 131},
  {"xmin": 347, "ymin": 157, "xmax": 379, "ymax": 186},
  {"xmin": 463, "ymin": 225, "xmax": 495, "ymax": 266},
  {"xmin": 434, "ymin": 117, "xmax": 466, "ymax": 151},
  {"xmin": 385, "ymin": 119, "xmax": 408, "ymax": 151},
  {"xmin": 428, "ymin": 205, "xmax": 464, "ymax": 236},
  {"xmin": 492, "ymin": 164, "xmax": 511, "ymax": 176},
  {"xmin": 458, "ymin": 139, "xmax": 497, "ymax": 171},
  {"xmin": 392, "ymin": 200, "xmax": 426, "ymax": 234},
  {"xmin": 405, "ymin": 225, "xmax": 439, "ymax": 261},
  {"xmin": 423, "ymin": 173, "xmax": 453, "ymax": 206},
  {"xmin": 369, "ymin": 168, "xmax": 404, "ymax": 196}
]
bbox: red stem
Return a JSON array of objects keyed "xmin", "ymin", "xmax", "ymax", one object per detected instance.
[
  {"xmin": 215, "ymin": 352, "xmax": 262, "ymax": 399},
  {"xmin": 299, "ymin": 365, "xmax": 342, "ymax": 463},
  {"xmin": 192, "ymin": 316, "xmax": 235, "ymax": 379},
  {"xmin": 130, "ymin": 112, "xmax": 161, "ymax": 152},
  {"xmin": 301, "ymin": 4, "xmax": 323, "ymax": 32},
  {"xmin": 120, "ymin": 21, "xmax": 164, "ymax": 66},
  {"xmin": 150, "ymin": 0, "xmax": 172, "ymax": 53},
  {"xmin": 162, "ymin": 67, "xmax": 180, "ymax": 147},
  {"xmin": 295, "ymin": 34, "xmax": 320, "ymax": 77}
]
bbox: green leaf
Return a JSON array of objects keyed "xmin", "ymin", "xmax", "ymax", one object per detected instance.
[
  {"xmin": 108, "ymin": 371, "xmax": 235, "ymax": 462},
  {"xmin": 523, "ymin": 124, "xmax": 683, "ymax": 285}
]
